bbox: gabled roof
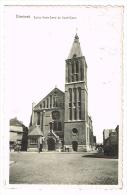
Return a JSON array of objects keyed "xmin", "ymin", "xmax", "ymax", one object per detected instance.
[
  {"xmin": 34, "ymin": 87, "xmax": 64, "ymax": 109},
  {"xmin": 28, "ymin": 125, "xmax": 43, "ymax": 136},
  {"xmin": 67, "ymin": 34, "xmax": 83, "ymax": 59},
  {"xmin": 10, "ymin": 117, "xmax": 24, "ymax": 127},
  {"xmin": 45, "ymin": 130, "xmax": 59, "ymax": 140}
]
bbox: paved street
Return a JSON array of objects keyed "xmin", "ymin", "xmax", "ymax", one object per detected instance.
[{"xmin": 9, "ymin": 152, "xmax": 118, "ymax": 185}]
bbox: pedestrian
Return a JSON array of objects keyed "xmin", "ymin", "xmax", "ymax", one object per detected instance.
[{"xmin": 38, "ymin": 136, "xmax": 43, "ymax": 153}]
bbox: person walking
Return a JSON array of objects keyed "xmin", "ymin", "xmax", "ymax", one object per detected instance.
[{"xmin": 38, "ymin": 136, "xmax": 43, "ymax": 153}]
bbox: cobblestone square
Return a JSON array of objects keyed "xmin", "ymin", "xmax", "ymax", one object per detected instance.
[{"xmin": 9, "ymin": 152, "xmax": 118, "ymax": 185}]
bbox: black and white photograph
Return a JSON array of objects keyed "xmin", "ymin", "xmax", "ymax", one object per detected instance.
[{"xmin": 0, "ymin": 0, "xmax": 127, "ymax": 194}]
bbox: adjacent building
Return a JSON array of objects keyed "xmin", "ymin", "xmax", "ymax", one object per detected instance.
[
  {"xmin": 10, "ymin": 117, "xmax": 28, "ymax": 151},
  {"xmin": 103, "ymin": 129, "xmax": 114, "ymax": 143},
  {"xmin": 28, "ymin": 34, "xmax": 95, "ymax": 152},
  {"xmin": 103, "ymin": 126, "xmax": 119, "ymax": 156}
]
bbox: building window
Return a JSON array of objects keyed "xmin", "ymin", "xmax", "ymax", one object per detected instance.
[
  {"xmin": 53, "ymin": 96, "xmax": 55, "ymax": 107},
  {"xmin": 52, "ymin": 96, "xmax": 58, "ymax": 107},
  {"xmin": 43, "ymin": 101, "xmax": 45, "ymax": 108},
  {"xmin": 75, "ymin": 61, "xmax": 79, "ymax": 81},
  {"xmin": 80, "ymin": 64, "xmax": 84, "ymax": 81},
  {"xmin": 78, "ymin": 87, "xmax": 81, "ymax": 120},
  {"xmin": 78, "ymin": 87, "xmax": 81, "ymax": 101},
  {"xmin": 58, "ymin": 122, "xmax": 62, "ymax": 131},
  {"xmin": 79, "ymin": 107, "xmax": 81, "ymax": 120},
  {"xmin": 72, "ymin": 75, "xmax": 74, "ymax": 82},
  {"xmin": 69, "ymin": 88, "xmax": 72, "ymax": 120},
  {"xmin": 72, "ymin": 128, "xmax": 78, "ymax": 134},
  {"xmin": 72, "ymin": 62, "xmax": 74, "ymax": 82},
  {"xmin": 52, "ymin": 121, "xmax": 62, "ymax": 131},
  {"xmin": 73, "ymin": 88, "xmax": 77, "ymax": 104},
  {"xmin": 69, "ymin": 102, "xmax": 72, "ymax": 107},
  {"xmin": 76, "ymin": 61, "xmax": 79, "ymax": 73},
  {"xmin": 72, "ymin": 63, "xmax": 74, "ymax": 74},
  {"xmin": 30, "ymin": 138, "xmax": 38, "ymax": 144},
  {"xmin": 69, "ymin": 88, "xmax": 72, "ymax": 103},
  {"xmin": 52, "ymin": 111, "xmax": 60, "ymax": 120},
  {"xmin": 53, "ymin": 121, "xmax": 58, "ymax": 131},
  {"xmin": 68, "ymin": 66, "xmax": 70, "ymax": 83},
  {"xmin": 69, "ymin": 108, "xmax": 72, "ymax": 120},
  {"xmin": 74, "ymin": 108, "xmax": 77, "ymax": 120},
  {"xmin": 68, "ymin": 63, "xmax": 71, "ymax": 83},
  {"xmin": 37, "ymin": 112, "xmax": 40, "ymax": 125},
  {"xmin": 76, "ymin": 74, "xmax": 78, "ymax": 81},
  {"xmin": 73, "ymin": 54, "xmax": 77, "ymax": 58},
  {"xmin": 56, "ymin": 97, "xmax": 58, "ymax": 107},
  {"xmin": 87, "ymin": 127, "xmax": 89, "ymax": 142},
  {"xmin": 50, "ymin": 95, "xmax": 52, "ymax": 108},
  {"xmin": 47, "ymin": 98, "xmax": 49, "ymax": 108},
  {"xmin": 73, "ymin": 88, "xmax": 77, "ymax": 120}
]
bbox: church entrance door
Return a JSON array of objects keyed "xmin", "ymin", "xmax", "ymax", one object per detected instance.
[
  {"xmin": 72, "ymin": 141, "xmax": 78, "ymax": 151},
  {"xmin": 47, "ymin": 138, "xmax": 55, "ymax": 151}
]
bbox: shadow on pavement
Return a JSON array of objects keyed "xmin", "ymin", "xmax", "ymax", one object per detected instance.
[{"xmin": 82, "ymin": 153, "xmax": 118, "ymax": 159}]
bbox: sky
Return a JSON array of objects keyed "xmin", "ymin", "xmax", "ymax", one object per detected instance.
[{"xmin": 4, "ymin": 5, "xmax": 123, "ymax": 143}]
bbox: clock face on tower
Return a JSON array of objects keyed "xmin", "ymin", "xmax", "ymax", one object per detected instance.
[{"xmin": 52, "ymin": 111, "xmax": 60, "ymax": 120}]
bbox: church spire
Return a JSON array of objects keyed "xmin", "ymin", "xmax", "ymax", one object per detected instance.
[{"xmin": 67, "ymin": 34, "xmax": 83, "ymax": 59}]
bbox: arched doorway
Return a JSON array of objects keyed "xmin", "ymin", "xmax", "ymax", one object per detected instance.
[
  {"xmin": 47, "ymin": 138, "xmax": 55, "ymax": 151},
  {"xmin": 72, "ymin": 141, "xmax": 78, "ymax": 151}
]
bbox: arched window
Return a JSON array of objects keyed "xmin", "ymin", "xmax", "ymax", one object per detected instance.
[
  {"xmin": 52, "ymin": 111, "xmax": 60, "ymax": 120},
  {"xmin": 68, "ymin": 63, "xmax": 72, "ymax": 83},
  {"xmin": 53, "ymin": 96, "xmax": 55, "ymax": 107},
  {"xmin": 69, "ymin": 88, "xmax": 72, "ymax": 107},
  {"xmin": 75, "ymin": 61, "xmax": 79, "ymax": 81},
  {"xmin": 78, "ymin": 87, "xmax": 81, "ymax": 102},
  {"xmin": 72, "ymin": 64, "xmax": 74, "ymax": 74},
  {"xmin": 37, "ymin": 112, "xmax": 40, "ymax": 125},
  {"xmin": 50, "ymin": 95, "xmax": 52, "ymax": 108},
  {"xmin": 76, "ymin": 61, "xmax": 79, "ymax": 73},
  {"xmin": 47, "ymin": 98, "xmax": 49, "ymax": 108},
  {"xmin": 68, "ymin": 64, "xmax": 70, "ymax": 83},
  {"xmin": 72, "ymin": 63, "xmax": 74, "ymax": 82},
  {"xmin": 73, "ymin": 88, "xmax": 77, "ymax": 104},
  {"xmin": 69, "ymin": 108, "xmax": 72, "ymax": 120},
  {"xmin": 80, "ymin": 64, "xmax": 84, "ymax": 81},
  {"xmin": 69, "ymin": 88, "xmax": 72, "ymax": 120},
  {"xmin": 43, "ymin": 101, "xmax": 45, "ymax": 108}
]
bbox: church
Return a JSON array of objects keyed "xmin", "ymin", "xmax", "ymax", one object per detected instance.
[{"xmin": 28, "ymin": 34, "xmax": 95, "ymax": 152}]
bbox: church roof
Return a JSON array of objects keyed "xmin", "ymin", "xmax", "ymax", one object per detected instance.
[
  {"xmin": 44, "ymin": 87, "xmax": 64, "ymax": 99},
  {"xmin": 34, "ymin": 87, "xmax": 64, "ymax": 109},
  {"xmin": 67, "ymin": 34, "xmax": 83, "ymax": 59},
  {"xmin": 28, "ymin": 125, "xmax": 43, "ymax": 136}
]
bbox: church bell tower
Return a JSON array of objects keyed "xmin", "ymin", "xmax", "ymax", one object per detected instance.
[{"xmin": 64, "ymin": 34, "xmax": 90, "ymax": 151}]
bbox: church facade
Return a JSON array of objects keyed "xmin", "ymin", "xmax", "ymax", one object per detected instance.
[
  {"xmin": 28, "ymin": 34, "xmax": 95, "ymax": 152},
  {"xmin": 28, "ymin": 88, "xmax": 65, "ymax": 151}
]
